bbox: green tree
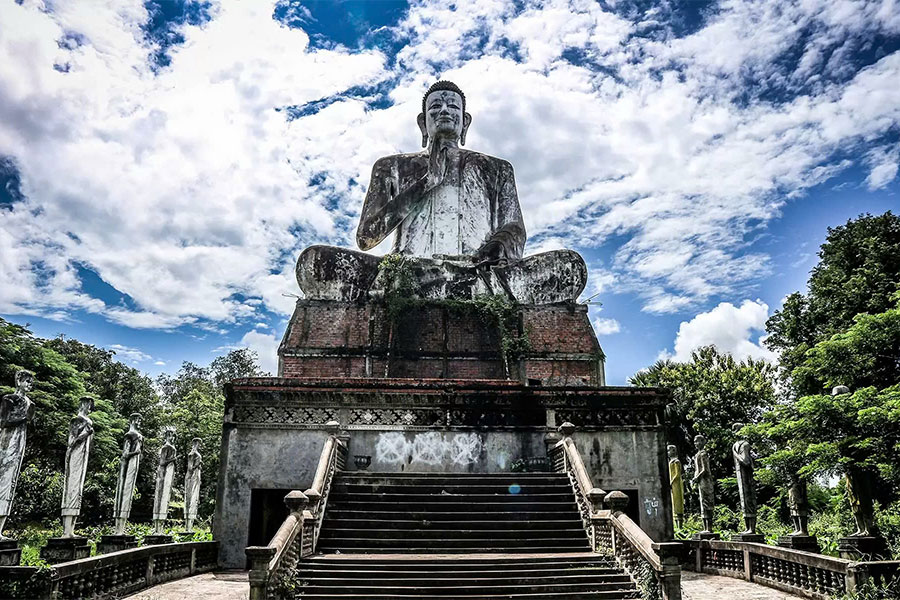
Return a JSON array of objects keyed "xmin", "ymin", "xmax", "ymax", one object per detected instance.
[
  {"xmin": 766, "ymin": 212, "xmax": 900, "ymax": 392},
  {"xmin": 630, "ymin": 345, "xmax": 777, "ymax": 484}
]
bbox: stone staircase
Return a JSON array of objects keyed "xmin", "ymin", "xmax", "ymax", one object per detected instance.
[{"xmin": 294, "ymin": 472, "xmax": 639, "ymax": 599}]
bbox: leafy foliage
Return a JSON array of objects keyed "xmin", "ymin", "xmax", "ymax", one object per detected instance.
[
  {"xmin": 765, "ymin": 212, "xmax": 900, "ymax": 393},
  {"xmin": 630, "ymin": 345, "xmax": 776, "ymax": 486}
]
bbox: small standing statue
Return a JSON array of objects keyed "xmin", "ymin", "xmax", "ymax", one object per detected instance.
[
  {"xmin": 152, "ymin": 427, "xmax": 176, "ymax": 535},
  {"xmin": 788, "ymin": 478, "xmax": 810, "ymax": 536},
  {"xmin": 691, "ymin": 434, "xmax": 717, "ymax": 538},
  {"xmin": 776, "ymin": 475, "xmax": 820, "ymax": 552},
  {"xmin": 183, "ymin": 437, "xmax": 202, "ymax": 532},
  {"xmin": 112, "ymin": 413, "xmax": 143, "ymax": 535},
  {"xmin": 0, "ymin": 370, "xmax": 35, "ymax": 540},
  {"xmin": 61, "ymin": 396, "xmax": 94, "ymax": 537},
  {"xmin": 731, "ymin": 423, "xmax": 762, "ymax": 541},
  {"xmin": 667, "ymin": 445, "xmax": 684, "ymax": 528},
  {"xmin": 846, "ymin": 469, "xmax": 876, "ymax": 537}
]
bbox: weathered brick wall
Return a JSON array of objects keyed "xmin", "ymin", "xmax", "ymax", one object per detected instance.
[{"xmin": 279, "ymin": 300, "xmax": 605, "ymax": 385}]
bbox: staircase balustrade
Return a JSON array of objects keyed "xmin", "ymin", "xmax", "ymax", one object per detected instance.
[
  {"xmin": 685, "ymin": 538, "xmax": 900, "ymax": 599},
  {"xmin": 551, "ymin": 423, "xmax": 682, "ymax": 600},
  {"xmin": 0, "ymin": 541, "xmax": 218, "ymax": 600},
  {"xmin": 246, "ymin": 430, "xmax": 348, "ymax": 600}
]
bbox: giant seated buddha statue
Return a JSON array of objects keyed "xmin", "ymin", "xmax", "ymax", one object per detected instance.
[{"xmin": 297, "ymin": 81, "xmax": 587, "ymax": 305}]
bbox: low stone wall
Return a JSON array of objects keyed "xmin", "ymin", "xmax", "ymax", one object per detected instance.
[
  {"xmin": 214, "ymin": 378, "xmax": 673, "ymax": 568},
  {"xmin": 0, "ymin": 541, "xmax": 218, "ymax": 599},
  {"xmin": 684, "ymin": 538, "xmax": 900, "ymax": 599}
]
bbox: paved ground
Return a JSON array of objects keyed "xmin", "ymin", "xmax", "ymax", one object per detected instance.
[
  {"xmin": 682, "ymin": 571, "xmax": 803, "ymax": 600},
  {"xmin": 128, "ymin": 568, "xmax": 805, "ymax": 600},
  {"xmin": 127, "ymin": 571, "xmax": 249, "ymax": 600}
]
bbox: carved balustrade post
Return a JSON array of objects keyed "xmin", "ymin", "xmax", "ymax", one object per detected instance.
[
  {"xmin": 654, "ymin": 542, "xmax": 684, "ymax": 600},
  {"xmin": 246, "ymin": 546, "xmax": 276, "ymax": 600},
  {"xmin": 604, "ymin": 490, "xmax": 629, "ymax": 516}
]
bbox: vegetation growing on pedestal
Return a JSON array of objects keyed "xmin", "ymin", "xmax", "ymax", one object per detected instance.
[{"xmin": 378, "ymin": 253, "xmax": 531, "ymax": 365}]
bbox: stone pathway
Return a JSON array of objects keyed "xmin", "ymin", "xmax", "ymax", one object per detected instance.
[
  {"xmin": 682, "ymin": 571, "xmax": 803, "ymax": 599},
  {"xmin": 127, "ymin": 571, "xmax": 249, "ymax": 600}
]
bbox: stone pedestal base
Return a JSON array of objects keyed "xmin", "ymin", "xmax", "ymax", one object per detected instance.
[
  {"xmin": 175, "ymin": 531, "xmax": 196, "ymax": 542},
  {"xmin": 0, "ymin": 540, "xmax": 21, "ymax": 566},
  {"xmin": 143, "ymin": 534, "xmax": 174, "ymax": 546},
  {"xmin": 777, "ymin": 535, "xmax": 820, "ymax": 554},
  {"xmin": 731, "ymin": 533, "xmax": 765, "ymax": 543},
  {"xmin": 838, "ymin": 535, "xmax": 888, "ymax": 560},
  {"xmin": 40, "ymin": 537, "xmax": 90, "ymax": 564},
  {"xmin": 98, "ymin": 534, "xmax": 138, "ymax": 554},
  {"xmin": 693, "ymin": 532, "xmax": 721, "ymax": 541}
]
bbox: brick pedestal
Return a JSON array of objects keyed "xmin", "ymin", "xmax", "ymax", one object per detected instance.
[
  {"xmin": 0, "ymin": 539, "xmax": 21, "ymax": 566},
  {"xmin": 98, "ymin": 534, "xmax": 137, "ymax": 554},
  {"xmin": 279, "ymin": 299, "xmax": 605, "ymax": 385},
  {"xmin": 777, "ymin": 535, "xmax": 820, "ymax": 553},
  {"xmin": 40, "ymin": 537, "xmax": 90, "ymax": 564},
  {"xmin": 143, "ymin": 534, "xmax": 174, "ymax": 545}
]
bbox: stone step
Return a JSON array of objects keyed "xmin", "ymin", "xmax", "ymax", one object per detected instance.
[
  {"xmin": 296, "ymin": 593, "xmax": 639, "ymax": 599},
  {"xmin": 303, "ymin": 555, "xmax": 609, "ymax": 568},
  {"xmin": 327, "ymin": 501, "xmax": 579, "ymax": 512},
  {"xmin": 337, "ymin": 472, "xmax": 567, "ymax": 480},
  {"xmin": 332, "ymin": 483, "xmax": 573, "ymax": 494},
  {"xmin": 325, "ymin": 510, "xmax": 581, "ymax": 521},
  {"xmin": 299, "ymin": 565, "xmax": 624, "ymax": 577},
  {"xmin": 319, "ymin": 528, "xmax": 588, "ymax": 541},
  {"xmin": 328, "ymin": 492, "xmax": 578, "ymax": 501},
  {"xmin": 294, "ymin": 582, "xmax": 635, "ymax": 595},
  {"xmin": 321, "ymin": 519, "xmax": 583, "ymax": 530},
  {"xmin": 314, "ymin": 545, "xmax": 592, "ymax": 554},
  {"xmin": 299, "ymin": 571, "xmax": 630, "ymax": 584}
]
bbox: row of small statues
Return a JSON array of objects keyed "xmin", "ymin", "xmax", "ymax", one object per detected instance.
[
  {"xmin": 0, "ymin": 369, "xmax": 203, "ymax": 547},
  {"xmin": 669, "ymin": 413, "xmax": 876, "ymax": 549}
]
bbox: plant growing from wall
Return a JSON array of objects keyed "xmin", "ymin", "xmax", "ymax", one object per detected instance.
[{"xmin": 377, "ymin": 254, "xmax": 531, "ymax": 374}]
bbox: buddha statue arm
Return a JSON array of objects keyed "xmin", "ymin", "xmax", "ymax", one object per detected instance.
[
  {"xmin": 357, "ymin": 154, "xmax": 442, "ymax": 251},
  {"xmin": 475, "ymin": 160, "xmax": 525, "ymax": 263}
]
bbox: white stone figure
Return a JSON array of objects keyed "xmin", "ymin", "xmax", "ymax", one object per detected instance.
[
  {"xmin": 692, "ymin": 434, "xmax": 715, "ymax": 534},
  {"xmin": 0, "ymin": 370, "xmax": 35, "ymax": 539},
  {"xmin": 61, "ymin": 396, "xmax": 94, "ymax": 537},
  {"xmin": 183, "ymin": 437, "xmax": 202, "ymax": 532},
  {"xmin": 113, "ymin": 413, "xmax": 143, "ymax": 536},
  {"xmin": 152, "ymin": 427, "xmax": 176, "ymax": 535}
]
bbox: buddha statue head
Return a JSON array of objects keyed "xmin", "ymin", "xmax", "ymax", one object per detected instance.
[{"xmin": 417, "ymin": 80, "xmax": 472, "ymax": 148}]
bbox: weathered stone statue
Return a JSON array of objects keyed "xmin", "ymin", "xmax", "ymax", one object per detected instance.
[
  {"xmin": 787, "ymin": 478, "xmax": 810, "ymax": 536},
  {"xmin": 183, "ymin": 437, "xmax": 202, "ymax": 532},
  {"xmin": 667, "ymin": 445, "xmax": 684, "ymax": 528},
  {"xmin": 152, "ymin": 427, "xmax": 177, "ymax": 535},
  {"xmin": 691, "ymin": 434, "xmax": 716, "ymax": 536},
  {"xmin": 845, "ymin": 469, "xmax": 876, "ymax": 537},
  {"xmin": 112, "ymin": 413, "xmax": 143, "ymax": 536},
  {"xmin": 776, "ymin": 476, "xmax": 820, "ymax": 553},
  {"xmin": 61, "ymin": 396, "xmax": 94, "ymax": 537},
  {"xmin": 297, "ymin": 80, "xmax": 587, "ymax": 305},
  {"xmin": 731, "ymin": 423, "xmax": 761, "ymax": 540},
  {"xmin": 0, "ymin": 370, "xmax": 35, "ymax": 540}
]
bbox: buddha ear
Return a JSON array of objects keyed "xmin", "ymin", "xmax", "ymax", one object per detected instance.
[
  {"xmin": 417, "ymin": 112, "xmax": 427, "ymax": 147},
  {"xmin": 460, "ymin": 112, "xmax": 472, "ymax": 146}
]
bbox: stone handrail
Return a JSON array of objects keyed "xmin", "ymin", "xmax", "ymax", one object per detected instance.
[
  {"xmin": 0, "ymin": 541, "xmax": 218, "ymax": 599},
  {"xmin": 548, "ymin": 425, "xmax": 606, "ymax": 531},
  {"xmin": 550, "ymin": 423, "xmax": 681, "ymax": 600},
  {"xmin": 246, "ymin": 431, "xmax": 347, "ymax": 600},
  {"xmin": 686, "ymin": 538, "xmax": 900, "ymax": 599}
]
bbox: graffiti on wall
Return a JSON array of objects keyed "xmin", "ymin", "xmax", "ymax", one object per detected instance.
[{"xmin": 374, "ymin": 432, "xmax": 484, "ymax": 466}]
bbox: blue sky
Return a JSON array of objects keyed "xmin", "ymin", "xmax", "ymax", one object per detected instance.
[{"xmin": 1, "ymin": 0, "xmax": 898, "ymax": 383}]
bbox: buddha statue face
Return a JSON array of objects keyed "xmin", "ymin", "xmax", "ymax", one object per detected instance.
[
  {"xmin": 15, "ymin": 370, "xmax": 33, "ymax": 394},
  {"xmin": 417, "ymin": 84, "xmax": 472, "ymax": 147}
]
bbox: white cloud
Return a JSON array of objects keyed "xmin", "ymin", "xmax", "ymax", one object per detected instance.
[
  {"xmin": 0, "ymin": 0, "xmax": 899, "ymax": 329},
  {"xmin": 239, "ymin": 330, "xmax": 279, "ymax": 375},
  {"xmin": 592, "ymin": 317, "xmax": 621, "ymax": 336},
  {"xmin": 108, "ymin": 343, "xmax": 152, "ymax": 364},
  {"xmin": 662, "ymin": 300, "xmax": 775, "ymax": 363}
]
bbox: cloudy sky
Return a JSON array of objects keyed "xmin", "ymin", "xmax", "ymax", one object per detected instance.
[{"xmin": 1, "ymin": 0, "xmax": 898, "ymax": 383}]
